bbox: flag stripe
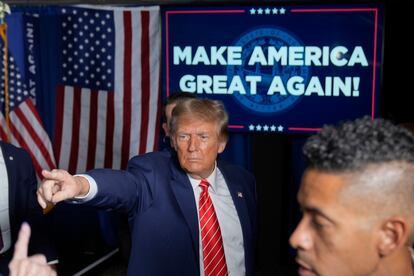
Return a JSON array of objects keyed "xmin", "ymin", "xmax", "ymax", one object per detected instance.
[
  {"xmin": 68, "ymin": 87, "xmax": 81, "ymax": 174},
  {"xmin": 153, "ymin": 86, "xmax": 161, "ymax": 151},
  {"xmin": 121, "ymin": 11, "xmax": 132, "ymax": 169},
  {"xmin": 54, "ymin": 85, "xmax": 65, "ymax": 165},
  {"xmin": 86, "ymin": 90, "xmax": 98, "ymax": 170},
  {"xmin": 112, "ymin": 10, "xmax": 124, "ymax": 170},
  {"xmin": 95, "ymin": 91, "xmax": 107, "ymax": 168},
  {"xmin": 129, "ymin": 11, "xmax": 142, "ymax": 159},
  {"xmin": 14, "ymin": 101, "xmax": 55, "ymax": 169},
  {"xmin": 24, "ymin": 101, "xmax": 56, "ymax": 169},
  {"xmin": 0, "ymin": 114, "xmax": 8, "ymax": 141},
  {"xmin": 23, "ymin": 101, "xmax": 56, "ymax": 170},
  {"xmin": 77, "ymin": 89, "xmax": 91, "ymax": 173},
  {"xmin": 104, "ymin": 92, "xmax": 114, "ymax": 168},
  {"xmin": 58, "ymin": 87, "xmax": 74, "ymax": 170},
  {"xmin": 139, "ymin": 10, "xmax": 150, "ymax": 154},
  {"xmin": 0, "ymin": 123, "xmax": 7, "ymax": 141},
  {"xmin": 8, "ymin": 118, "xmax": 43, "ymax": 177}
]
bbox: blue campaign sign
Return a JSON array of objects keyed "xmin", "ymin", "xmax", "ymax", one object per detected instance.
[{"xmin": 162, "ymin": 4, "xmax": 384, "ymax": 133}]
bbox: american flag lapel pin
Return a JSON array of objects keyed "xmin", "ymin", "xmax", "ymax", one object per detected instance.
[{"xmin": 237, "ymin": 191, "xmax": 243, "ymax": 198}]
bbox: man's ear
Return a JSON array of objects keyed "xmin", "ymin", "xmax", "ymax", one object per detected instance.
[
  {"xmin": 169, "ymin": 134, "xmax": 177, "ymax": 150},
  {"xmin": 162, "ymin": 122, "xmax": 169, "ymax": 136},
  {"xmin": 217, "ymin": 138, "xmax": 227, "ymax": 154},
  {"xmin": 377, "ymin": 217, "xmax": 408, "ymax": 257}
]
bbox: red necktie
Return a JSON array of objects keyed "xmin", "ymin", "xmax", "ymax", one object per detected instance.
[{"xmin": 199, "ymin": 179, "xmax": 228, "ymax": 276}]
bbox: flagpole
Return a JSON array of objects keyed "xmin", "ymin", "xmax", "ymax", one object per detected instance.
[{"xmin": 0, "ymin": 1, "xmax": 10, "ymax": 142}]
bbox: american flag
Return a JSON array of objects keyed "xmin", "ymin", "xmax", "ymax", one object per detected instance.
[
  {"xmin": 53, "ymin": 5, "xmax": 161, "ymax": 173},
  {"xmin": 0, "ymin": 25, "xmax": 57, "ymax": 178}
]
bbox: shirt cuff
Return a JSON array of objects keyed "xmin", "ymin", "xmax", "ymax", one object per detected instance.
[
  {"xmin": 47, "ymin": 259, "xmax": 59, "ymax": 265},
  {"xmin": 68, "ymin": 174, "xmax": 98, "ymax": 203}
]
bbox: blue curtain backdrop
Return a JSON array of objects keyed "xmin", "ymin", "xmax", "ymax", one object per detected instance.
[{"xmin": 9, "ymin": 6, "xmax": 59, "ymax": 136}]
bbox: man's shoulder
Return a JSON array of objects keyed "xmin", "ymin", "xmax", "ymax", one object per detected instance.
[
  {"xmin": 0, "ymin": 141, "xmax": 18, "ymax": 152},
  {"xmin": 218, "ymin": 160, "xmax": 254, "ymax": 179},
  {"xmin": 0, "ymin": 141, "xmax": 30, "ymax": 160},
  {"xmin": 130, "ymin": 150, "xmax": 173, "ymax": 165},
  {"xmin": 125, "ymin": 151, "xmax": 179, "ymax": 180},
  {"xmin": 141, "ymin": 150, "xmax": 172, "ymax": 159}
]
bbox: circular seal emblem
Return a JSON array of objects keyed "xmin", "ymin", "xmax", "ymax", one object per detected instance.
[{"xmin": 227, "ymin": 27, "xmax": 310, "ymax": 115}]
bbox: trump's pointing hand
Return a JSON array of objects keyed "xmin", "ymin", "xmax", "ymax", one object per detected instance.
[{"xmin": 37, "ymin": 169, "xmax": 90, "ymax": 209}]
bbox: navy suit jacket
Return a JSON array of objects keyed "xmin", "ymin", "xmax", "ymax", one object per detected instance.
[
  {"xmin": 0, "ymin": 142, "xmax": 57, "ymax": 275},
  {"xmin": 86, "ymin": 151, "xmax": 257, "ymax": 276}
]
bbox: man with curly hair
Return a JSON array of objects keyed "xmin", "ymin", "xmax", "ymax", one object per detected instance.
[{"xmin": 290, "ymin": 116, "xmax": 414, "ymax": 276}]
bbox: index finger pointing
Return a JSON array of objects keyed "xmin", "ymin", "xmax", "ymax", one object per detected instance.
[
  {"xmin": 12, "ymin": 222, "xmax": 31, "ymax": 260},
  {"xmin": 42, "ymin": 169, "xmax": 73, "ymax": 184},
  {"xmin": 41, "ymin": 169, "xmax": 61, "ymax": 181}
]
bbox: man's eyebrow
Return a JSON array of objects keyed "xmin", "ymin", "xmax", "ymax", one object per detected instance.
[{"xmin": 302, "ymin": 206, "xmax": 336, "ymax": 224}]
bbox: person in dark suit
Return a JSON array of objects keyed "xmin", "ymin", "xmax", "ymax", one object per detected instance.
[
  {"xmin": 0, "ymin": 141, "xmax": 57, "ymax": 275},
  {"xmin": 290, "ymin": 116, "xmax": 414, "ymax": 276},
  {"xmin": 38, "ymin": 98, "xmax": 257, "ymax": 276}
]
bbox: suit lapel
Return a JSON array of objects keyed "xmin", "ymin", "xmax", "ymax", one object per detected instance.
[{"xmin": 169, "ymin": 158, "xmax": 199, "ymax": 261}]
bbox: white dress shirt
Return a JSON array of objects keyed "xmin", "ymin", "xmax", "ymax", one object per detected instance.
[
  {"xmin": 0, "ymin": 147, "xmax": 12, "ymax": 254},
  {"xmin": 188, "ymin": 164, "xmax": 245, "ymax": 276}
]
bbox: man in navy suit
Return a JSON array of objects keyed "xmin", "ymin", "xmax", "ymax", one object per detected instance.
[
  {"xmin": 0, "ymin": 141, "xmax": 57, "ymax": 275},
  {"xmin": 38, "ymin": 98, "xmax": 257, "ymax": 276}
]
